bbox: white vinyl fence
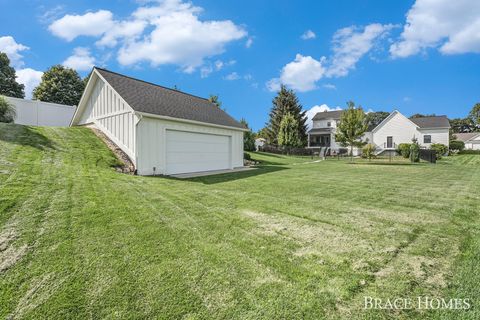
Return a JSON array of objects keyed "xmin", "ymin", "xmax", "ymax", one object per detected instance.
[{"xmin": 5, "ymin": 96, "xmax": 76, "ymax": 127}]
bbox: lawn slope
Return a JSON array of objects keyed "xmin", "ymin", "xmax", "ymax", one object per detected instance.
[{"xmin": 0, "ymin": 123, "xmax": 479, "ymax": 319}]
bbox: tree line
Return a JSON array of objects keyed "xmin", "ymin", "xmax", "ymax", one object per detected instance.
[{"xmin": 0, "ymin": 52, "xmax": 87, "ymax": 106}]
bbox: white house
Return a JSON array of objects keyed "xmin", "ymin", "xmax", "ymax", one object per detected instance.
[
  {"xmin": 5, "ymin": 96, "xmax": 76, "ymax": 127},
  {"xmin": 308, "ymin": 110, "xmax": 450, "ymax": 155},
  {"xmin": 454, "ymin": 133, "xmax": 480, "ymax": 150},
  {"xmin": 71, "ymin": 67, "xmax": 247, "ymax": 175}
]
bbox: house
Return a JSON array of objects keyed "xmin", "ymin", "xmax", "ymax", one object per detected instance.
[
  {"xmin": 454, "ymin": 132, "xmax": 480, "ymax": 150},
  {"xmin": 308, "ymin": 110, "xmax": 450, "ymax": 155},
  {"xmin": 5, "ymin": 96, "xmax": 76, "ymax": 127},
  {"xmin": 255, "ymin": 137, "xmax": 266, "ymax": 151},
  {"xmin": 70, "ymin": 67, "xmax": 246, "ymax": 175}
]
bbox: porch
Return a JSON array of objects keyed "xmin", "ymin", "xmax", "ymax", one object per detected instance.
[{"xmin": 307, "ymin": 128, "xmax": 333, "ymax": 148}]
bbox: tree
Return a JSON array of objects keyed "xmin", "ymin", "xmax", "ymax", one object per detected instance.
[
  {"xmin": 335, "ymin": 101, "xmax": 368, "ymax": 161},
  {"xmin": 240, "ymin": 118, "xmax": 256, "ymax": 151},
  {"xmin": 449, "ymin": 118, "xmax": 474, "ymax": 133},
  {"xmin": 0, "ymin": 52, "xmax": 25, "ymax": 98},
  {"xmin": 365, "ymin": 111, "xmax": 389, "ymax": 129},
  {"xmin": 208, "ymin": 95, "xmax": 222, "ymax": 108},
  {"xmin": 468, "ymin": 102, "xmax": 480, "ymax": 130},
  {"xmin": 410, "ymin": 113, "xmax": 436, "ymax": 118},
  {"xmin": 33, "ymin": 65, "xmax": 85, "ymax": 106},
  {"xmin": 277, "ymin": 113, "xmax": 301, "ymax": 152},
  {"xmin": 0, "ymin": 96, "xmax": 16, "ymax": 123},
  {"xmin": 267, "ymin": 85, "xmax": 307, "ymax": 146}
]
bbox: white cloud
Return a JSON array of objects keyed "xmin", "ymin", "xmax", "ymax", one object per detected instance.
[
  {"xmin": 48, "ymin": 10, "xmax": 115, "ymax": 41},
  {"xmin": 305, "ymin": 104, "xmax": 342, "ymax": 129},
  {"xmin": 327, "ymin": 23, "xmax": 394, "ymax": 77},
  {"xmin": 0, "ymin": 36, "xmax": 29, "ymax": 68},
  {"xmin": 49, "ymin": 1, "xmax": 247, "ymax": 74},
  {"xmin": 117, "ymin": 0, "xmax": 246, "ymax": 71},
  {"xmin": 301, "ymin": 30, "xmax": 316, "ymax": 40},
  {"xmin": 267, "ymin": 54, "xmax": 326, "ymax": 92},
  {"xmin": 16, "ymin": 68, "xmax": 43, "ymax": 99},
  {"xmin": 390, "ymin": 0, "xmax": 480, "ymax": 58},
  {"xmin": 63, "ymin": 47, "xmax": 96, "ymax": 71},
  {"xmin": 245, "ymin": 37, "xmax": 254, "ymax": 48},
  {"xmin": 323, "ymin": 83, "xmax": 336, "ymax": 90},
  {"xmin": 224, "ymin": 72, "xmax": 240, "ymax": 80},
  {"xmin": 96, "ymin": 20, "xmax": 147, "ymax": 47},
  {"xmin": 267, "ymin": 24, "xmax": 393, "ymax": 92}
]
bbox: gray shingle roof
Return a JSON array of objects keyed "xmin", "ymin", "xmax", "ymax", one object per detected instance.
[
  {"xmin": 95, "ymin": 67, "xmax": 245, "ymax": 129},
  {"xmin": 453, "ymin": 132, "xmax": 480, "ymax": 142},
  {"xmin": 312, "ymin": 110, "xmax": 343, "ymax": 120},
  {"xmin": 308, "ymin": 128, "xmax": 333, "ymax": 134},
  {"xmin": 409, "ymin": 116, "xmax": 450, "ymax": 128}
]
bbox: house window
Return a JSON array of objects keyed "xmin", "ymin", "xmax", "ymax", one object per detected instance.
[
  {"xmin": 424, "ymin": 135, "xmax": 431, "ymax": 143},
  {"xmin": 327, "ymin": 121, "xmax": 331, "ymax": 127}
]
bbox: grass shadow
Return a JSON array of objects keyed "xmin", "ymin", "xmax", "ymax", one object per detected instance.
[
  {"xmin": 170, "ymin": 165, "xmax": 288, "ymax": 184},
  {"xmin": 0, "ymin": 123, "xmax": 56, "ymax": 150}
]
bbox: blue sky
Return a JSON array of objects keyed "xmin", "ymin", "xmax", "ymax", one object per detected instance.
[{"xmin": 1, "ymin": 0, "xmax": 479, "ymax": 130}]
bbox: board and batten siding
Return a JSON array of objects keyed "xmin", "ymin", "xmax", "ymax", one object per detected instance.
[
  {"xmin": 372, "ymin": 112, "xmax": 418, "ymax": 148},
  {"xmin": 136, "ymin": 117, "xmax": 244, "ymax": 175},
  {"xmin": 77, "ymin": 76, "xmax": 138, "ymax": 161}
]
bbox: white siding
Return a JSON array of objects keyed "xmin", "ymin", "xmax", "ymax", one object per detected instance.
[
  {"xmin": 312, "ymin": 119, "xmax": 338, "ymax": 129},
  {"xmin": 418, "ymin": 128, "xmax": 449, "ymax": 147},
  {"xmin": 136, "ymin": 117, "xmax": 244, "ymax": 175},
  {"xmin": 77, "ymin": 76, "xmax": 137, "ymax": 161},
  {"xmin": 5, "ymin": 96, "xmax": 75, "ymax": 126},
  {"xmin": 372, "ymin": 112, "xmax": 419, "ymax": 149},
  {"xmin": 466, "ymin": 135, "xmax": 480, "ymax": 150}
]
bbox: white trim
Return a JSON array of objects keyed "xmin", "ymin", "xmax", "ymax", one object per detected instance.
[
  {"xmin": 137, "ymin": 111, "xmax": 249, "ymax": 132},
  {"xmin": 70, "ymin": 68, "xmax": 136, "ymax": 126},
  {"xmin": 95, "ymin": 109, "xmax": 132, "ymax": 121}
]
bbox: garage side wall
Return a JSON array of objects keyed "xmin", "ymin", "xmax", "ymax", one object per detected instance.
[
  {"xmin": 136, "ymin": 117, "xmax": 244, "ymax": 175},
  {"xmin": 77, "ymin": 76, "xmax": 137, "ymax": 161}
]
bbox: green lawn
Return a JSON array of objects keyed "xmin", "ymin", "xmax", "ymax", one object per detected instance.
[{"xmin": 1, "ymin": 123, "xmax": 479, "ymax": 319}]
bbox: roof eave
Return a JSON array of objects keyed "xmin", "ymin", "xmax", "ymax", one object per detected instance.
[{"xmin": 136, "ymin": 111, "xmax": 249, "ymax": 132}]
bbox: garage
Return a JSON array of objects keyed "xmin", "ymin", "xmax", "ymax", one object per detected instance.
[
  {"xmin": 71, "ymin": 67, "xmax": 246, "ymax": 176},
  {"xmin": 166, "ymin": 130, "xmax": 231, "ymax": 174}
]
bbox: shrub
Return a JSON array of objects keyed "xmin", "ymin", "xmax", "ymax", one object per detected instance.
[
  {"xmin": 243, "ymin": 152, "xmax": 251, "ymax": 160},
  {"xmin": 430, "ymin": 143, "xmax": 448, "ymax": 159},
  {"xmin": 409, "ymin": 139, "xmax": 420, "ymax": 163},
  {"xmin": 0, "ymin": 96, "xmax": 16, "ymax": 123},
  {"xmin": 362, "ymin": 143, "xmax": 376, "ymax": 160},
  {"xmin": 458, "ymin": 149, "xmax": 480, "ymax": 155},
  {"xmin": 449, "ymin": 140, "xmax": 465, "ymax": 151},
  {"xmin": 397, "ymin": 143, "xmax": 411, "ymax": 158}
]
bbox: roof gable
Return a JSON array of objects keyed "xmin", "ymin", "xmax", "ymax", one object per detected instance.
[
  {"xmin": 93, "ymin": 67, "xmax": 245, "ymax": 130},
  {"xmin": 371, "ymin": 110, "xmax": 419, "ymax": 133}
]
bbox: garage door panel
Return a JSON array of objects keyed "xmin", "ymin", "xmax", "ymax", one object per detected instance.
[{"xmin": 166, "ymin": 130, "xmax": 231, "ymax": 174}]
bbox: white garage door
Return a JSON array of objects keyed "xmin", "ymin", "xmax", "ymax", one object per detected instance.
[{"xmin": 166, "ymin": 130, "xmax": 231, "ymax": 174}]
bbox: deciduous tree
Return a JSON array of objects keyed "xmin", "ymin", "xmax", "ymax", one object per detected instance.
[
  {"xmin": 0, "ymin": 96, "xmax": 16, "ymax": 123},
  {"xmin": 33, "ymin": 65, "xmax": 85, "ymax": 106},
  {"xmin": 335, "ymin": 101, "xmax": 368, "ymax": 161},
  {"xmin": 240, "ymin": 118, "xmax": 256, "ymax": 151},
  {"xmin": 0, "ymin": 52, "xmax": 24, "ymax": 98},
  {"xmin": 278, "ymin": 113, "xmax": 301, "ymax": 153}
]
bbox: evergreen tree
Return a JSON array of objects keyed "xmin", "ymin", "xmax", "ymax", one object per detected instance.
[
  {"xmin": 335, "ymin": 101, "xmax": 368, "ymax": 161},
  {"xmin": 267, "ymin": 85, "xmax": 307, "ymax": 146},
  {"xmin": 33, "ymin": 65, "xmax": 85, "ymax": 106},
  {"xmin": 0, "ymin": 52, "xmax": 25, "ymax": 98},
  {"xmin": 240, "ymin": 118, "xmax": 256, "ymax": 151},
  {"xmin": 278, "ymin": 113, "xmax": 301, "ymax": 153}
]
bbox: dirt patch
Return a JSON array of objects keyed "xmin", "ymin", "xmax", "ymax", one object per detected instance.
[
  {"xmin": 88, "ymin": 126, "xmax": 135, "ymax": 174},
  {"xmin": 0, "ymin": 244, "xmax": 28, "ymax": 272}
]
